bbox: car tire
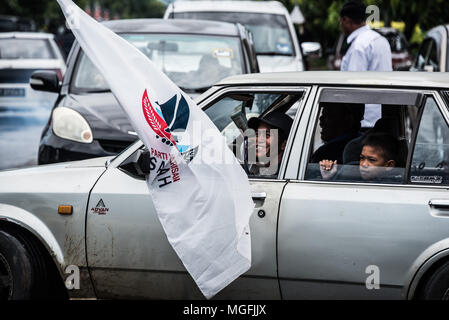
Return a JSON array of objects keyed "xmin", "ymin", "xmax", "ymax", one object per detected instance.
[
  {"xmin": 420, "ymin": 261, "xmax": 449, "ymax": 300},
  {"xmin": 0, "ymin": 230, "xmax": 49, "ymax": 300}
]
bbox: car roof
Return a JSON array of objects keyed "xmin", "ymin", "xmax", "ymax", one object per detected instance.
[
  {"xmin": 0, "ymin": 32, "xmax": 54, "ymax": 39},
  {"xmin": 168, "ymin": 0, "xmax": 289, "ymax": 14},
  {"xmin": 102, "ymin": 18, "xmax": 240, "ymax": 36},
  {"xmin": 216, "ymin": 71, "xmax": 449, "ymax": 89}
]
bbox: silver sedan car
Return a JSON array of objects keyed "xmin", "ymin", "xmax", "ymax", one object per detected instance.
[{"xmin": 1, "ymin": 71, "xmax": 449, "ymax": 300}]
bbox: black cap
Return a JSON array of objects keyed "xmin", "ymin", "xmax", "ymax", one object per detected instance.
[
  {"xmin": 340, "ymin": 0, "xmax": 366, "ymax": 22},
  {"xmin": 248, "ymin": 112, "xmax": 293, "ymax": 140}
]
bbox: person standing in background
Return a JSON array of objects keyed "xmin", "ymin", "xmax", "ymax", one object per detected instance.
[{"xmin": 339, "ymin": 0, "xmax": 392, "ymax": 128}]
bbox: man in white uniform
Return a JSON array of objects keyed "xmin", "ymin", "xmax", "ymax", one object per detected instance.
[{"xmin": 339, "ymin": 0, "xmax": 392, "ymax": 127}]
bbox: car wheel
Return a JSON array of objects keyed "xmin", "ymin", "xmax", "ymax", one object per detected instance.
[
  {"xmin": 0, "ymin": 230, "xmax": 49, "ymax": 300},
  {"xmin": 420, "ymin": 261, "xmax": 449, "ymax": 300}
]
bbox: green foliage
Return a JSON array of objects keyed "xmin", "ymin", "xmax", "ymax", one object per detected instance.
[
  {"xmin": 282, "ymin": 0, "xmax": 449, "ymax": 51},
  {"xmin": 2, "ymin": 0, "xmax": 166, "ymax": 32}
]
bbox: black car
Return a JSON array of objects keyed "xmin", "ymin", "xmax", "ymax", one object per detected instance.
[{"xmin": 31, "ymin": 19, "xmax": 259, "ymax": 164}]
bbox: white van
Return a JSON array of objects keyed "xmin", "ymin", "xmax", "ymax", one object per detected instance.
[{"xmin": 164, "ymin": 0, "xmax": 319, "ymax": 72}]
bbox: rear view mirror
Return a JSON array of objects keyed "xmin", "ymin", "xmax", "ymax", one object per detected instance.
[
  {"xmin": 147, "ymin": 41, "xmax": 178, "ymax": 52},
  {"xmin": 30, "ymin": 70, "xmax": 60, "ymax": 93}
]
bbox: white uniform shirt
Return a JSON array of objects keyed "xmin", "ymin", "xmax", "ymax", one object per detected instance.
[
  {"xmin": 341, "ymin": 25, "xmax": 392, "ymax": 127},
  {"xmin": 341, "ymin": 25, "xmax": 392, "ymax": 71}
]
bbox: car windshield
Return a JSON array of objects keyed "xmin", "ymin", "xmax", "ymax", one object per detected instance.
[
  {"xmin": 72, "ymin": 33, "xmax": 244, "ymax": 93},
  {"xmin": 0, "ymin": 38, "xmax": 55, "ymax": 59},
  {"xmin": 173, "ymin": 12, "xmax": 294, "ymax": 56}
]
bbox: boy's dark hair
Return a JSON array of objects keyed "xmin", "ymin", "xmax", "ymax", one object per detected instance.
[{"xmin": 361, "ymin": 132, "xmax": 402, "ymax": 165}]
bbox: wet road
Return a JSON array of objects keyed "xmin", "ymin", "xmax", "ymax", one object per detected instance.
[{"xmin": 0, "ymin": 106, "xmax": 52, "ymax": 171}]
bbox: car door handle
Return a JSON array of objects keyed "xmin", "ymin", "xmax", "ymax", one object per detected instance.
[
  {"xmin": 429, "ymin": 199, "xmax": 449, "ymax": 209},
  {"xmin": 252, "ymin": 192, "xmax": 267, "ymax": 200}
]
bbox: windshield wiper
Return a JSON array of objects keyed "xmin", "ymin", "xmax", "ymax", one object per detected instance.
[
  {"xmin": 257, "ymin": 52, "xmax": 293, "ymax": 56},
  {"xmin": 83, "ymin": 89, "xmax": 111, "ymax": 93}
]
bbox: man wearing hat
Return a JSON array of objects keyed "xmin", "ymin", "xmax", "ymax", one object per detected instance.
[
  {"xmin": 247, "ymin": 111, "xmax": 293, "ymax": 177},
  {"xmin": 339, "ymin": 0, "xmax": 392, "ymax": 127}
]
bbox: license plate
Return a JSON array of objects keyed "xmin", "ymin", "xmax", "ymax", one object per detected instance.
[{"xmin": 0, "ymin": 88, "xmax": 25, "ymax": 97}]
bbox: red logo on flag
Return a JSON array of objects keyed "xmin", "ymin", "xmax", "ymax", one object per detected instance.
[{"xmin": 142, "ymin": 89, "xmax": 177, "ymax": 147}]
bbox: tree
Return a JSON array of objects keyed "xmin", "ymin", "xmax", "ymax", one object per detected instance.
[
  {"xmin": 2, "ymin": 0, "xmax": 166, "ymax": 32},
  {"xmin": 282, "ymin": 0, "xmax": 449, "ymax": 50}
]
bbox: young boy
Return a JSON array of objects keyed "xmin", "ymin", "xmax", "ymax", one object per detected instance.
[{"xmin": 320, "ymin": 132, "xmax": 401, "ymax": 182}]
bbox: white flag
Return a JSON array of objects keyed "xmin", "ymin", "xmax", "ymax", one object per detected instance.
[{"xmin": 57, "ymin": 0, "xmax": 254, "ymax": 299}]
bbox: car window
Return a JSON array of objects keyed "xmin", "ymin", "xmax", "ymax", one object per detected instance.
[
  {"xmin": 173, "ymin": 12, "xmax": 295, "ymax": 56},
  {"xmin": 384, "ymin": 32, "xmax": 407, "ymax": 53},
  {"xmin": 427, "ymin": 40, "xmax": 440, "ymax": 71},
  {"xmin": 204, "ymin": 90, "xmax": 304, "ymax": 178},
  {"xmin": 71, "ymin": 33, "xmax": 244, "ymax": 94},
  {"xmin": 409, "ymin": 96, "xmax": 449, "ymax": 185},
  {"xmin": 304, "ymin": 89, "xmax": 421, "ymax": 185},
  {"xmin": 0, "ymin": 38, "xmax": 55, "ymax": 59},
  {"xmin": 414, "ymin": 38, "xmax": 432, "ymax": 70}
]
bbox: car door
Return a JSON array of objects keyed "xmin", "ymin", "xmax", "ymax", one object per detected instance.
[
  {"xmin": 412, "ymin": 28, "xmax": 445, "ymax": 72},
  {"xmin": 86, "ymin": 85, "xmax": 310, "ymax": 299},
  {"xmin": 278, "ymin": 86, "xmax": 449, "ymax": 299}
]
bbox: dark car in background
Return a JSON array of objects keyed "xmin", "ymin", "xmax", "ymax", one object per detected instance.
[
  {"xmin": 0, "ymin": 15, "xmax": 36, "ymax": 32},
  {"xmin": 31, "ymin": 19, "xmax": 260, "ymax": 164},
  {"xmin": 327, "ymin": 27, "xmax": 413, "ymax": 71},
  {"xmin": 411, "ymin": 24, "xmax": 449, "ymax": 72}
]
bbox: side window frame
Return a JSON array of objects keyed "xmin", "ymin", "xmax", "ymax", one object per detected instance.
[
  {"xmin": 405, "ymin": 91, "xmax": 449, "ymax": 186},
  {"xmin": 198, "ymin": 85, "xmax": 311, "ymax": 180},
  {"xmin": 297, "ymin": 86, "xmax": 426, "ymax": 185}
]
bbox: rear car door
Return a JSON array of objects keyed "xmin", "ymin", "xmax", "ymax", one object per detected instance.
[{"xmin": 278, "ymin": 86, "xmax": 449, "ymax": 299}]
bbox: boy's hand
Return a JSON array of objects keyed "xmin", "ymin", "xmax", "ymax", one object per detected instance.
[{"xmin": 320, "ymin": 160, "xmax": 338, "ymax": 180}]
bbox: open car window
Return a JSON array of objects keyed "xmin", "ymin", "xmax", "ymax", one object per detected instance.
[
  {"xmin": 304, "ymin": 88, "xmax": 423, "ymax": 185},
  {"xmin": 204, "ymin": 90, "xmax": 305, "ymax": 179}
]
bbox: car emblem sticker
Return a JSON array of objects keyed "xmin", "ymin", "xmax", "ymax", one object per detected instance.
[{"xmin": 91, "ymin": 199, "xmax": 109, "ymax": 215}]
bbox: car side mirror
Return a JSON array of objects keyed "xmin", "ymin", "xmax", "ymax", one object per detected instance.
[
  {"xmin": 424, "ymin": 65, "xmax": 435, "ymax": 72},
  {"xmin": 30, "ymin": 70, "xmax": 60, "ymax": 93},
  {"xmin": 301, "ymin": 42, "xmax": 322, "ymax": 58},
  {"xmin": 118, "ymin": 148, "xmax": 153, "ymax": 180},
  {"xmin": 136, "ymin": 150, "xmax": 154, "ymax": 175}
]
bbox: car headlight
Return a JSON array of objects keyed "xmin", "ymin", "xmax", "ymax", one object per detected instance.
[{"xmin": 52, "ymin": 107, "xmax": 93, "ymax": 143}]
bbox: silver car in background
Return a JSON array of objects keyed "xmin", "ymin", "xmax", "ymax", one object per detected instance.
[
  {"xmin": 1, "ymin": 71, "xmax": 449, "ymax": 300},
  {"xmin": 0, "ymin": 32, "xmax": 66, "ymax": 111},
  {"xmin": 411, "ymin": 24, "xmax": 449, "ymax": 72},
  {"xmin": 164, "ymin": 0, "xmax": 321, "ymax": 72}
]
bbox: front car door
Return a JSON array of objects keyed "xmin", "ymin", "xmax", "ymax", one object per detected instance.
[
  {"xmin": 278, "ymin": 86, "xmax": 449, "ymax": 299},
  {"xmin": 86, "ymin": 85, "xmax": 310, "ymax": 299}
]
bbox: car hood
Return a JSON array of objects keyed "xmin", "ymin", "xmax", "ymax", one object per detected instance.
[
  {"xmin": 0, "ymin": 157, "xmax": 110, "ymax": 195},
  {"xmin": 67, "ymin": 93, "xmax": 137, "ymax": 140},
  {"xmin": 256, "ymin": 55, "xmax": 304, "ymax": 72}
]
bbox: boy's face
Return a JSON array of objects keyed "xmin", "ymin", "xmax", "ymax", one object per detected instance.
[{"xmin": 359, "ymin": 145, "xmax": 395, "ymax": 180}]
